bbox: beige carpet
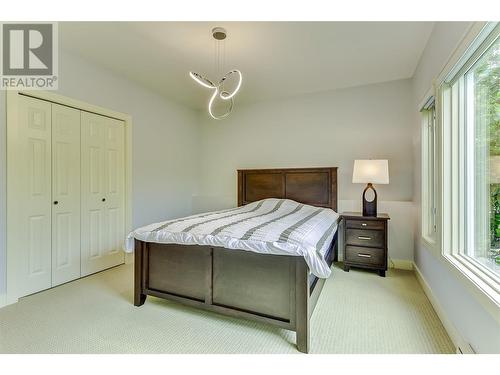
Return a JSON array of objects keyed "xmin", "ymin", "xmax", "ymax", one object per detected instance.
[{"xmin": 0, "ymin": 263, "xmax": 454, "ymax": 354}]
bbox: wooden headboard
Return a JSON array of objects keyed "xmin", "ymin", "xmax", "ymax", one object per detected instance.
[{"xmin": 237, "ymin": 167, "xmax": 338, "ymax": 211}]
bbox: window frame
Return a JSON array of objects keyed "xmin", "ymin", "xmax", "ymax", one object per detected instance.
[
  {"xmin": 421, "ymin": 95, "xmax": 439, "ymax": 252},
  {"xmin": 436, "ymin": 22, "xmax": 500, "ymax": 317}
]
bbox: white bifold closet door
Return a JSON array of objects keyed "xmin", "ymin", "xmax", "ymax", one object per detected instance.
[
  {"xmin": 81, "ymin": 112, "xmax": 125, "ymax": 276},
  {"xmin": 15, "ymin": 97, "xmax": 82, "ymax": 296},
  {"xmin": 51, "ymin": 104, "xmax": 81, "ymax": 286},
  {"xmin": 12, "ymin": 95, "xmax": 125, "ymax": 298}
]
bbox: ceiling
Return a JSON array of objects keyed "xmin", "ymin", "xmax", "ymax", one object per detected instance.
[{"xmin": 59, "ymin": 22, "xmax": 434, "ymax": 110}]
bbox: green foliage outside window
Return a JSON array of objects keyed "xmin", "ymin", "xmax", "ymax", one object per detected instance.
[
  {"xmin": 474, "ymin": 40, "xmax": 500, "ymax": 156},
  {"xmin": 473, "ymin": 37, "xmax": 499, "ymax": 263}
]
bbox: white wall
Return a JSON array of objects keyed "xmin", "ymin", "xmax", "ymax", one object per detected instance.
[
  {"xmin": 412, "ymin": 22, "xmax": 500, "ymax": 353},
  {"xmin": 195, "ymin": 79, "xmax": 415, "ymax": 263},
  {"xmin": 0, "ymin": 51, "xmax": 199, "ymax": 304},
  {"xmin": 57, "ymin": 51, "xmax": 200, "ymax": 226}
]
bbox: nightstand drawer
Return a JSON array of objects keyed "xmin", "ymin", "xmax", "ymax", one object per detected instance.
[
  {"xmin": 345, "ymin": 246, "xmax": 384, "ymax": 266},
  {"xmin": 346, "ymin": 219, "xmax": 385, "ymax": 230},
  {"xmin": 346, "ymin": 229, "xmax": 384, "ymax": 248}
]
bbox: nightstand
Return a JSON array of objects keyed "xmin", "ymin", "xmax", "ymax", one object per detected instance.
[{"xmin": 341, "ymin": 212, "xmax": 390, "ymax": 277}]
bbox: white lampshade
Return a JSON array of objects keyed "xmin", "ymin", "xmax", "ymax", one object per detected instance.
[{"xmin": 352, "ymin": 159, "xmax": 389, "ymax": 184}]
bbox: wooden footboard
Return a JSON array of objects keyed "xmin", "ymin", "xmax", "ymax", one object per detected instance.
[{"xmin": 134, "ymin": 237, "xmax": 336, "ymax": 353}]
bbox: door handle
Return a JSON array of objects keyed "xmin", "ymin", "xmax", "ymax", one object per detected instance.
[
  {"xmin": 358, "ymin": 236, "xmax": 371, "ymax": 240},
  {"xmin": 357, "ymin": 253, "xmax": 372, "ymax": 258},
  {"xmin": 53, "ymin": 201, "xmax": 58, "ymax": 205},
  {"xmin": 361, "ymin": 223, "xmax": 367, "ymax": 226},
  {"xmin": 102, "ymin": 198, "xmax": 106, "ymax": 202}
]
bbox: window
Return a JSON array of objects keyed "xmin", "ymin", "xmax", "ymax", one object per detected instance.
[
  {"xmin": 421, "ymin": 98, "xmax": 438, "ymax": 247},
  {"xmin": 439, "ymin": 23, "xmax": 500, "ymax": 304},
  {"xmin": 465, "ymin": 39, "xmax": 500, "ymax": 276}
]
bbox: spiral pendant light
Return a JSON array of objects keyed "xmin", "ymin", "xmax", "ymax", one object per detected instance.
[{"xmin": 189, "ymin": 27, "xmax": 242, "ymax": 120}]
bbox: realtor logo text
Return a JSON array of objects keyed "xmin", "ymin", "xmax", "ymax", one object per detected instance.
[{"xmin": 1, "ymin": 23, "xmax": 58, "ymax": 90}]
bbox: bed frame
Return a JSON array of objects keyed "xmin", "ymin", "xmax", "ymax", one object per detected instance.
[{"xmin": 134, "ymin": 167, "xmax": 338, "ymax": 353}]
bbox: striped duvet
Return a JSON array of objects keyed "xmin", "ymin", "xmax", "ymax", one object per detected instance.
[{"xmin": 125, "ymin": 198, "xmax": 339, "ymax": 278}]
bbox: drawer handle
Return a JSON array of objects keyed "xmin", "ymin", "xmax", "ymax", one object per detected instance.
[
  {"xmin": 361, "ymin": 223, "xmax": 367, "ymax": 226},
  {"xmin": 358, "ymin": 236, "xmax": 371, "ymax": 240},
  {"xmin": 358, "ymin": 253, "xmax": 372, "ymax": 258}
]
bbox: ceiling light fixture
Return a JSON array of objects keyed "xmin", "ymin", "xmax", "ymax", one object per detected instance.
[
  {"xmin": 189, "ymin": 72, "xmax": 215, "ymax": 89},
  {"xmin": 189, "ymin": 27, "xmax": 242, "ymax": 120}
]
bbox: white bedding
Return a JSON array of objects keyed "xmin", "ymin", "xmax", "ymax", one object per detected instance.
[{"xmin": 125, "ymin": 198, "xmax": 339, "ymax": 278}]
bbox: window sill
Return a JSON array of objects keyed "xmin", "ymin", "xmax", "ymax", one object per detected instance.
[
  {"xmin": 441, "ymin": 253, "xmax": 500, "ymax": 323},
  {"xmin": 474, "ymin": 256, "xmax": 500, "ymax": 277}
]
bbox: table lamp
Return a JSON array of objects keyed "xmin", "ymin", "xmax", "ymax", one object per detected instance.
[{"xmin": 352, "ymin": 159, "xmax": 389, "ymax": 217}]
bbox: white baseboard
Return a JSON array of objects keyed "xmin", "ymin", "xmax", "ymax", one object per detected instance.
[
  {"xmin": 337, "ymin": 256, "xmax": 414, "ymax": 270},
  {"xmin": 390, "ymin": 259, "xmax": 414, "ymax": 270},
  {"xmin": 413, "ymin": 262, "xmax": 475, "ymax": 354}
]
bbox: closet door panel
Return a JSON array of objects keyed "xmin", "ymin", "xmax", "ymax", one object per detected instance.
[
  {"xmin": 51, "ymin": 104, "xmax": 81, "ymax": 286},
  {"xmin": 81, "ymin": 112, "xmax": 106, "ymax": 276},
  {"xmin": 81, "ymin": 113, "xmax": 125, "ymax": 275},
  {"xmin": 104, "ymin": 118, "xmax": 125, "ymax": 264},
  {"xmin": 17, "ymin": 96, "xmax": 52, "ymax": 295}
]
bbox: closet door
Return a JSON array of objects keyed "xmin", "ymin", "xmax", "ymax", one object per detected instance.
[
  {"xmin": 51, "ymin": 104, "xmax": 81, "ymax": 286},
  {"xmin": 16, "ymin": 96, "xmax": 52, "ymax": 296},
  {"xmin": 81, "ymin": 112, "xmax": 125, "ymax": 276},
  {"xmin": 103, "ymin": 117, "xmax": 126, "ymax": 268}
]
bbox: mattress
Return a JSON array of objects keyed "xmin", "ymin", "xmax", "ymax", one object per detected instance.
[{"xmin": 125, "ymin": 198, "xmax": 339, "ymax": 278}]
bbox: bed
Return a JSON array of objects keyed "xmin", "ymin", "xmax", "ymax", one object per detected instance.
[{"xmin": 127, "ymin": 167, "xmax": 339, "ymax": 353}]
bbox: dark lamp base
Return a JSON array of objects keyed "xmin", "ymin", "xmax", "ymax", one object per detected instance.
[{"xmin": 362, "ymin": 183, "xmax": 378, "ymax": 217}]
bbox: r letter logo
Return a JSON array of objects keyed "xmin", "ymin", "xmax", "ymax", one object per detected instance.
[{"xmin": 1, "ymin": 23, "xmax": 58, "ymax": 90}]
